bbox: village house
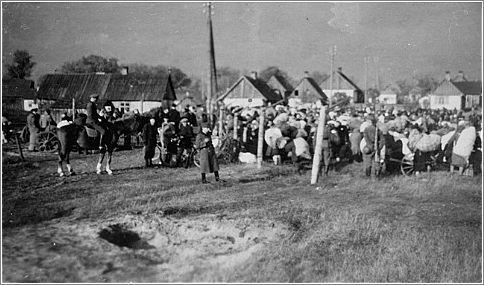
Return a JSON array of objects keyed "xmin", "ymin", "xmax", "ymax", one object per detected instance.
[
  {"xmin": 36, "ymin": 71, "xmax": 176, "ymax": 121},
  {"xmin": 217, "ymin": 72, "xmax": 283, "ymax": 108},
  {"xmin": 287, "ymin": 71, "xmax": 328, "ymax": 107},
  {"xmin": 319, "ymin": 67, "xmax": 364, "ymax": 104},
  {"xmin": 2, "ymin": 78, "xmax": 38, "ymax": 127},
  {"xmin": 377, "ymin": 84, "xmax": 400, "ymax": 105},
  {"xmin": 428, "ymin": 71, "xmax": 482, "ymax": 110},
  {"xmin": 266, "ymin": 74, "xmax": 293, "ymax": 101}
]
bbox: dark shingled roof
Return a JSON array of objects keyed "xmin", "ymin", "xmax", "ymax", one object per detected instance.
[
  {"xmin": 270, "ymin": 74, "xmax": 294, "ymax": 92},
  {"xmin": 244, "ymin": 76, "xmax": 283, "ymax": 102},
  {"xmin": 2, "ymin": 78, "xmax": 36, "ymax": 99},
  {"xmin": 453, "ymin": 81, "xmax": 482, "ymax": 95},
  {"xmin": 36, "ymin": 73, "xmax": 176, "ymax": 109}
]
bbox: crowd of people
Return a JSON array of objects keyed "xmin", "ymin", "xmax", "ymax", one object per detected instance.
[
  {"xmin": 212, "ymin": 103, "xmax": 482, "ymax": 177},
  {"xmin": 9, "ymin": 96, "xmax": 482, "ymax": 181}
]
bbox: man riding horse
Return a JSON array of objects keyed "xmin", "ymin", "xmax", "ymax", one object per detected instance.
[{"xmin": 86, "ymin": 93, "xmax": 107, "ymax": 148}]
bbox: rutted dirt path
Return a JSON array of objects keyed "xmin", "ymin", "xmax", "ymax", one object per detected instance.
[{"xmin": 2, "ymin": 212, "xmax": 288, "ymax": 282}]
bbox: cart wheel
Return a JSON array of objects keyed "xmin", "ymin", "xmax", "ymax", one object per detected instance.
[
  {"xmin": 21, "ymin": 126, "xmax": 29, "ymax": 143},
  {"xmin": 400, "ymin": 156, "xmax": 414, "ymax": 176}
]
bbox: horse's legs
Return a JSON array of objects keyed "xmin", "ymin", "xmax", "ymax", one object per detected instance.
[
  {"xmin": 105, "ymin": 151, "xmax": 113, "ymax": 175},
  {"xmin": 66, "ymin": 151, "xmax": 75, "ymax": 175},
  {"xmin": 97, "ymin": 150, "xmax": 105, "ymax": 174},
  {"xmin": 58, "ymin": 153, "xmax": 65, "ymax": 177}
]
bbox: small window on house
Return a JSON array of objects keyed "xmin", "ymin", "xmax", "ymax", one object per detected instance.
[
  {"xmin": 295, "ymin": 90, "xmax": 299, "ymax": 96},
  {"xmin": 248, "ymin": 98, "xmax": 252, "ymax": 102}
]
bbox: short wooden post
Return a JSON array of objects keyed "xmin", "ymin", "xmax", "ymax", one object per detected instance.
[
  {"xmin": 233, "ymin": 114, "xmax": 238, "ymax": 140},
  {"xmin": 257, "ymin": 107, "xmax": 265, "ymax": 168},
  {"xmin": 15, "ymin": 133, "xmax": 25, "ymax": 161},
  {"xmin": 310, "ymin": 105, "xmax": 327, "ymax": 184},
  {"xmin": 72, "ymin": 98, "xmax": 75, "ymax": 118}
]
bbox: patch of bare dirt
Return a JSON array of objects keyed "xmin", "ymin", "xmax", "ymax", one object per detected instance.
[{"xmin": 2, "ymin": 212, "xmax": 288, "ymax": 283}]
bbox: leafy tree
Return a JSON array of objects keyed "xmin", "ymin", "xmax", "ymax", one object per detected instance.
[
  {"xmin": 5, "ymin": 50, "xmax": 36, "ymax": 79},
  {"xmin": 217, "ymin": 66, "xmax": 240, "ymax": 93},
  {"xmin": 126, "ymin": 63, "xmax": 191, "ymax": 89},
  {"xmin": 61, "ymin": 54, "xmax": 120, "ymax": 74}
]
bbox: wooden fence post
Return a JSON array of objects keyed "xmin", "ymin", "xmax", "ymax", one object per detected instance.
[
  {"xmin": 218, "ymin": 106, "xmax": 223, "ymax": 136},
  {"xmin": 233, "ymin": 114, "xmax": 238, "ymax": 140},
  {"xmin": 72, "ymin": 98, "xmax": 75, "ymax": 118},
  {"xmin": 257, "ymin": 107, "xmax": 265, "ymax": 168},
  {"xmin": 310, "ymin": 105, "xmax": 327, "ymax": 184},
  {"xmin": 15, "ymin": 133, "xmax": 25, "ymax": 161}
]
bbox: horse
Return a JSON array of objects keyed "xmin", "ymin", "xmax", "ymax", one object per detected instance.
[{"xmin": 56, "ymin": 113, "xmax": 149, "ymax": 176}]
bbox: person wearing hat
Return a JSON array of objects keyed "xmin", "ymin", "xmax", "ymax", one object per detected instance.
[
  {"xmin": 176, "ymin": 117, "xmax": 194, "ymax": 168},
  {"xmin": 142, "ymin": 115, "xmax": 158, "ymax": 168},
  {"xmin": 362, "ymin": 114, "xmax": 385, "ymax": 177},
  {"xmin": 26, "ymin": 108, "xmax": 41, "ymax": 151},
  {"xmin": 86, "ymin": 93, "xmax": 106, "ymax": 147},
  {"xmin": 195, "ymin": 122, "xmax": 221, "ymax": 183}
]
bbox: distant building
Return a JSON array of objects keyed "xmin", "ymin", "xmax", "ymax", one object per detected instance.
[
  {"xmin": 217, "ymin": 72, "xmax": 283, "ymax": 108},
  {"xmin": 2, "ymin": 78, "xmax": 37, "ymax": 125},
  {"xmin": 176, "ymin": 91, "xmax": 204, "ymax": 112},
  {"xmin": 287, "ymin": 71, "xmax": 328, "ymax": 107},
  {"xmin": 429, "ymin": 71, "xmax": 482, "ymax": 110},
  {"xmin": 377, "ymin": 84, "xmax": 399, "ymax": 105},
  {"xmin": 2, "ymin": 78, "xmax": 37, "ymax": 111},
  {"xmin": 266, "ymin": 74, "xmax": 293, "ymax": 101},
  {"xmin": 319, "ymin": 67, "xmax": 364, "ymax": 104}
]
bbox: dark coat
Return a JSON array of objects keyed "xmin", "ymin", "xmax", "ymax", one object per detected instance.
[
  {"xmin": 86, "ymin": 101, "xmax": 100, "ymax": 124},
  {"xmin": 178, "ymin": 124, "xmax": 194, "ymax": 149},
  {"xmin": 195, "ymin": 131, "xmax": 219, "ymax": 173},
  {"xmin": 142, "ymin": 123, "xmax": 158, "ymax": 159}
]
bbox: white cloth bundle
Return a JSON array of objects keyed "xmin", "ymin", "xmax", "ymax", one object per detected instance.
[
  {"xmin": 293, "ymin": 137, "xmax": 311, "ymax": 158},
  {"xmin": 440, "ymin": 131, "xmax": 456, "ymax": 151},
  {"xmin": 453, "ymin": 127, "xmax": 476, "ymax": 158},
  {"xmin": 264, "ymin": 127, "xmax": 283, "ymax": 149}
]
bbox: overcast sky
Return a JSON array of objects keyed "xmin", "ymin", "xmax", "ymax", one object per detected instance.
[{"xmin": 2, "ymin": 1, "xmax": 482, "ymax": 87}]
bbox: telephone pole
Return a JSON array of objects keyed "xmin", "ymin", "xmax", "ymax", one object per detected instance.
[
  {"xmin": 203, "ymin": 2, "xmax": 218, "ymax": 125},
  {"xmin": 329, "ymin": 45, "xmax": 336, "ymax": 108},
  {"xmin": 364, "ymin": 56, "xmax": 370, "ymax": 104}
]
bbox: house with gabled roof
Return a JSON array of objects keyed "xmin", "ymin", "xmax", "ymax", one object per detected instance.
[
  {"xmin": 2, "ymin": 78, "xmax": 37, "ymax": 126},
  {"xmin": 319, "ymin": 67, "xmax": 364, "ymax": 104},
  {"xmin": 429, "ymin": 71, "xmax": 482, "ymax": 110},
  {"xmin": 217, "ymin": 72, "xmax": 283, "ymax": 108},
  {"xmin": 266, "ymin": 74, "xmax": 293, "ymax": 100},
  {"xmin": 287, "ymin": 72, "xmax": 328, "ymax": 107},
  {"xmin": 378, "ymin": 83, "xmax": 400, "ymax": 105},
  {"xmin": 36, "ymin": 72, "xmax": 176, "ymax": 120}
]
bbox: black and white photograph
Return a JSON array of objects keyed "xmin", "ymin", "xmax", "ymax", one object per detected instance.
[{"xmin": 1, "ymin": 1, "xmax": 482, "ymax": 283}]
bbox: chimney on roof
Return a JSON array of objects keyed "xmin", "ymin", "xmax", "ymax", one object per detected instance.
[
  {"xmin": 304, "ymin": 71, "xmax": 310, "ymax": 78},
  {"xmin": 445, "ymin": 71, "xmax": 451, "ymax": 81},
  {"xmin": 121, "ymin": 66, "xmax": 129, "ymax": 76},
  {"xmin": 454, "ymin": 70, "xmax": 467, "ymax": 82},
  {"xmin": 250, "ymin": 71, "xmax": 258, "ymax": 80}
]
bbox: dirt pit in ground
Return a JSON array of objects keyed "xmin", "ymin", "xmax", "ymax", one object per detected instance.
[{"xmin": 2, "ymin": 213, "xmax": 289, "ymax": 283}]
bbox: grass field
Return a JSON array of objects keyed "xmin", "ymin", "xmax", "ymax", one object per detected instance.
[{"xmin": 1, "ymin": 147, "xmax": 482, "ymax": 282}]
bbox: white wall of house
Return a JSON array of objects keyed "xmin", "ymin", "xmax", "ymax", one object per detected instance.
[
  {"xmin": 222, "ymin": 98, "xmax": 265, "ymax": 108},
  {"xmin": 112, "ymin": 101, "xmax": 162, "ymax": 113},
  {"xmin": 429, "ymin": 95, "xmax": 462, "ymax": 110},
  {"xmin": 323, "ymin": 89, "xmax": 355, "ymax": 100},
  {"xmin": 23, "ymin": 99, "xmax": 38, "ymax": 111},
  {"xmin": 465, "ymin": 95, "xmax": 481, "ymax": 109},
  {"xmin": 377, "ymin": 94, "xmax": 397, "ymax": 104}
]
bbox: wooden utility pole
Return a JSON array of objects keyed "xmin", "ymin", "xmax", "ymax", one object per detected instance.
[
  {"xmin": 374, "ymin": 56, "xmax": 380, "ymax": 91},
  {"xmin": 311, "ymin": 105, "xmax": 327, "ymax": 184},
  {"xmin": 204, "ymin": 2, "xmax": 218, "ymax": 126},
  {"xmin": 257, "ymin": 107, "xmax": 265, "ymax": 169},
  {"xmin": 364, "ymin": 56, "xmax": 370, "ymax": 104},
  {"xmin": 329, "ymin": 45, "xmax": 336, "ymax": 108}
]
